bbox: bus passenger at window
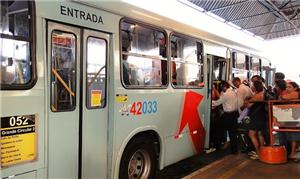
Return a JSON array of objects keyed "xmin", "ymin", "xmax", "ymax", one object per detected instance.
[
  {"xmin": 1, "ymin": 57, "xmax": 16, "ymax": 84},
  {"xmin": 122, "ymin": 47, "xmax": 130, "ymax": 85},
  {"xmin": 130, "ymin": 68, "xmax": 139, "ymax": 85},
  {"xmin": 176, "ymin": 64, "xmax": 184, "ymax": 86},
  {"xmin": 172, "ymin": 61, "xmax": 177, "ymax": 85}
]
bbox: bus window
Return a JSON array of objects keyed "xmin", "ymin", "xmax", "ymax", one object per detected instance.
[
  {"xmin": 86, "ymin": 37, "xmax": 106, "ymax": 109},
  {"xmin": 171, "ymin": 34, "xmax": 204, "ymax": 88},
  {"xmin": 0, "ymin": 1, "xmax": 34, "ymax": 89},
  {"xmin": 212, "ymin": 56, "xmax": 226, "ymax": 81},
  {"xmin": 120, "ymin": 20, "xmax": 167, "ymax": 88},
  {"xmin": 236, "ymin": 53, "xmax": 246, "ymax": 70},
  {"xmin": 232, "ymin": 52, "xmax": 248, "ymax": 81},
  {"xmin": 50, "ymin": 31, "xmax": 76, "ymax": 112},
  {"xmin": 251, "ymin": 57, "xmax": 261, "ymax": 76}
]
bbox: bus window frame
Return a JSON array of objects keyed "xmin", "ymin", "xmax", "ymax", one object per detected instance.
[
  {"xmin": 0, "ymin": 1, "xmax": 36, "ymax": 90},
  {"xmin": 119, "ymin": 18, "xmax": 169, "ymax": 89},
  {"xmin": 86, "ymin": 35, "xmax": 108, "ymax": 109},
  {"xmin": 231, "ymin": 51, "xmax": 249, "ymax": 80},
  {"xmin": 250, "ymin": 56, "xmax": 261, "ymax": 75},
  {"xmin": 169, "ymin": 32, "xmax": 204, "ymax": 89},
  {"xmin": 235, "ymin": 52, "xmax": 246, "ymax": 70}
]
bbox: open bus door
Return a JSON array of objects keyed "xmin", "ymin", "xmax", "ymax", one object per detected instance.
[
  {"xmin": 47, "ymin": 22, "xmax": 109, "ymax": 178},
  {"xmin": 207, "ymin": 54, "xmax": 228, "ymax": 149}
]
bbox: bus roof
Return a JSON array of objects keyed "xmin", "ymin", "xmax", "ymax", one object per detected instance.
[{"xmin": 74, "ymin": 0, "xmax": 265, "ymax": 56}]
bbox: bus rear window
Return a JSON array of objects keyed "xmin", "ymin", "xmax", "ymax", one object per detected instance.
[{"xmin": 0, "ymin": 1, "xmax": 35, "ymax": 89}]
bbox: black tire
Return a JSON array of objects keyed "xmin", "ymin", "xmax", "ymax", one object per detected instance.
[{"xmin": 119, "ymin": 137, "xmax": 158, "ymax": 179}]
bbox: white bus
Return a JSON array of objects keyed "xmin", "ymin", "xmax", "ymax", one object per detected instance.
[{"xmin": 0, "ymin": 1, "xmax": 273, "ymax": 178}]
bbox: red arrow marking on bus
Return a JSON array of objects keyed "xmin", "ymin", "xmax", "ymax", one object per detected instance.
[{"xmin": 175, "ymin": 91, "xmax": 205, "ymax": 153}]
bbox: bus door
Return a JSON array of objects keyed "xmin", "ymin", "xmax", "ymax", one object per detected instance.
[
  {"xmin": 47, "ymin": 22, "xmax": 109, "ymax": 178},
  {"xmin": 207, "ymin": 54, "xmax": 227, "ymax": 148},
  {"xmin": 81, "ymin": 29, "xmax": 109, "ymax": 179}
]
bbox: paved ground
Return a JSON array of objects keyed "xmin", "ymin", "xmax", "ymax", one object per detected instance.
[
  {"xmin": 156, "ymin": 148, "xmax": 230, "ymax": 179},
  {"xmin": 183, "ymin": 153, "xmax": 300, "ymax": 179}
]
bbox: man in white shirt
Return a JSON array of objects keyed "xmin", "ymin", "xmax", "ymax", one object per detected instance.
[
  {"xmin": 212, "ymin": 81, "xmax": 239, "ymax": 154},
  {"xmin": 232, "ymin": 77, "xmax": 253, "ymax": 110}
]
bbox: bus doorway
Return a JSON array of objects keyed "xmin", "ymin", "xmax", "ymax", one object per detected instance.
[
  {"xmin": 207, "ymin": 54, "xmax": 228, "ymax": 149},
  {"xmin": 47, "ymin": 22, "xmax": 109, "ymax": 178}
]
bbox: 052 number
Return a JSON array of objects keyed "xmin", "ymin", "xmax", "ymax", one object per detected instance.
[
  {"xmin": 9, "ymin": 116, "xmax": 29, "ymax": 127},
  {"xmin": 130, "ymin": 100, "xmax": 157, "ymax": 115}
]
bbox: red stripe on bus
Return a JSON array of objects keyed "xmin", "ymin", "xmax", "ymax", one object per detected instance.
[{"xmin": 175, "ymin": 91, "xmax": 206, "ymax": 153}]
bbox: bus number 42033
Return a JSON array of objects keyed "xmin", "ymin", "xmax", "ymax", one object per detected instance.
[{"xmin": 130, "ymin": 101, "xmax": 157, "ymax": 115}]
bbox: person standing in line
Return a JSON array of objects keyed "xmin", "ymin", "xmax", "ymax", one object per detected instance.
[
  {"xmin": 274, "ymin": 72, "xmax": 285, "ymax": 81},
  {"xmin": 210, "ymin": 83, "xmax": 223, "ymax": 150},
  {"xmin": 281, "ymin": 81, "xmax": 299, "ymax": 100},
  {"xmin": 243, "ymin": 81, "xmax": 266, "ymax": 160},
  {"xmin": 232, "ymin": 77, "xmax": 253, "ymax": 110},
  {"xmin": 232, "ymin": 77, "xmax": 254, "ymax": 152},
  {"xmin": 275, "ymin": 79, "xmax": 288, "ymax": 99},
  {"xmin": 212, "ymin": 81, "xmax": 239, "ymax": 154},
  {"xmin": 273, "ymin": 72, "xmax": 286, "ymax": 98},
  {"xmin": 280, "ymin": 81, "xmax": 300, "ymax": 161},
  {"xmin": 251, "ymin": 75, "xmax": 263, "ymax": 83}
]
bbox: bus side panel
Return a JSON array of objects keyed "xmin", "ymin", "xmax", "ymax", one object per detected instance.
[
  {"xmin": 113, "ymin": 88, "xmax": 208, "ymax": 169},
  {"xmin": 0, "ymin": 92, "xmax": 45, "ymax": 178},
  {"xmin": 0, "ymin": 15, "xmax": 47, "ymax": 178}
]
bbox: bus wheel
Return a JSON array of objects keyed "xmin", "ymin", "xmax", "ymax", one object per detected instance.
[{"xmin": 119, "ymin": 137, "xmax": 157, "ymax": 179}]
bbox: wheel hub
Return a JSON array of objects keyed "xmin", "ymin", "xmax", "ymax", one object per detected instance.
[{"xmin": 128, "ymin": 149, "xmax": 151, "ymax": 179}]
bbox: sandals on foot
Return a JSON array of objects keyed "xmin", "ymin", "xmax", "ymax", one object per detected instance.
[
  {"xmin": 250, "ymin": 154, "xmax": 259, "ymax": 160},
  {"xmin": 248, "ymin": 151, "xmax": 257, "ymax": 156}
]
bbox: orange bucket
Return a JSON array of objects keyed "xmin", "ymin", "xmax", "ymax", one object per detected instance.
[{"xmin": 259, "ymin": 146, "xmax": 287, "ymax": 164}]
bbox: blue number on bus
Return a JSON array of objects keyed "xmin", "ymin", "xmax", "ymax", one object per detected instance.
[
  {"xmin": 147, "ymin": 101, "xmax": 153, "ymax": 114},
  {"xmin": 152, "ymin": 101, "xmax": 157, "ymax": 113},
  {"xmin": 142, "ymin": 101, "xmax": 147, "ymax": 114},
  {"xmin": 130, "ymin": 100, "xmax": 158, "ymax": 115}
]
